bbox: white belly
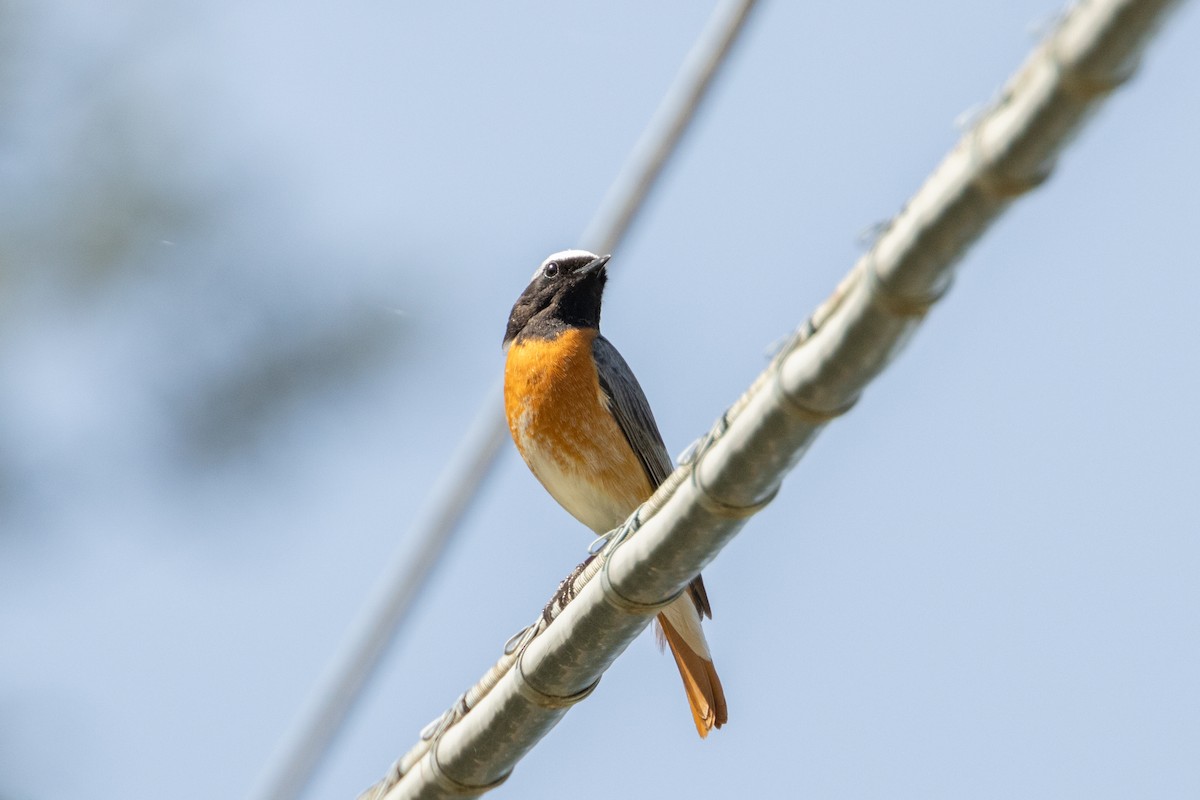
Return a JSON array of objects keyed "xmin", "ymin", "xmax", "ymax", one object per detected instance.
[{"xmin": 517, "ymin": 427, "xmax": 636, "ymax": 534}]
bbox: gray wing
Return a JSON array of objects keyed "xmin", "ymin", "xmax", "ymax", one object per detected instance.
[
  {"xmin": 592, "ymin": 335, "xmax": 673, "ymax": 488},
  {"xmin": 593, "ymin": 335, "xmax": 713, "ymax": 619}
]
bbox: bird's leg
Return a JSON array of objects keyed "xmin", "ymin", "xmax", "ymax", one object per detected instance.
[{"xmin": 541, "ymin": 554, "xmax": 597, "ymax": 625}]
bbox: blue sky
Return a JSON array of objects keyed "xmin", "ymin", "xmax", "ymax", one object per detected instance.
[{"xmin": 2, "ymin": 2, "xmax": 1198, "ymax": 799}]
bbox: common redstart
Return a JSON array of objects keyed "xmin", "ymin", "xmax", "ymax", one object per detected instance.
[{"xmin": 502, "ymin": 249, "xmax": 727, "ymax": 737}]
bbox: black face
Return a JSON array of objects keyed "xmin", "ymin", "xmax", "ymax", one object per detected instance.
[{"xmin": 503, "ymin": 252, "xmax": 610, "ymax": 345}]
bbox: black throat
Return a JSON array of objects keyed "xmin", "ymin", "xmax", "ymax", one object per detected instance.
[{"xmin": 504, "ymin": 268, "xmax": 606, "ymax": 346}]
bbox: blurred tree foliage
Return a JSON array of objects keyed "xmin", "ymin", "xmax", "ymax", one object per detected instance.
[{"xmin": 0, "ymin": 2, "xmax": 407, "ymax": 524}]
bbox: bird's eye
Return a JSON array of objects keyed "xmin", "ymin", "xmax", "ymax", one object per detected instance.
[{"xmin": 543, "ymin": 262, "xmax": 559, "ymax": 278}]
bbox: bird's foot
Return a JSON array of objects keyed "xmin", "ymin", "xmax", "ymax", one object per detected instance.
[{"xmin": 541, "ymin": 554, "xmax": 596, "ymax": 625}]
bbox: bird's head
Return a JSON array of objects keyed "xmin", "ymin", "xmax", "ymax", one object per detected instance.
[{"xmin": 503, "ymin": 250, "xmax": 610, "ymax": 347}]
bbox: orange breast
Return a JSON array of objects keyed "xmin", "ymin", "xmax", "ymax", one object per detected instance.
[{"xmin": 504, "ymin": 328, "xmax": 653, "ymax": 533}]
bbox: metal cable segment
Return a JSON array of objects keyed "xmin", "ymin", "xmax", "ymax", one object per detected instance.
[{"xmin": 361, "ymin": 1, "xmax": 1185, "ymax": 797}]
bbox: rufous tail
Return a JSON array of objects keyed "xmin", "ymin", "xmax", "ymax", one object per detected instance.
[{"xmin": 657, "ymin": 613, "xmax": 728, "ymax": 738}]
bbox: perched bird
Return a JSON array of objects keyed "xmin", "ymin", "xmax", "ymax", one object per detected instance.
[{"xmin": 502, "ymin": 249, "xmax": 727, "ymax": 737}]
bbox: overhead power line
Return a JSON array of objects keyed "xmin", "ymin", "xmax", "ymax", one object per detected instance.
[
  {"xmin": 359, "ymin": 1, "xmax": 1186, "ymax": 797},
  {"xmin": 248, "ymin": 3, "xmax": 761, "ymax": 800}
]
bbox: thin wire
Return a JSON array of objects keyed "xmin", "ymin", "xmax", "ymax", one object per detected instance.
[
  {"xmin": 249, "ymin": 2, "xmax": 761, "ymax": 800},
  {"xmin": 580, "ymin": 0, "xmax": 758, "ymax": 254}
]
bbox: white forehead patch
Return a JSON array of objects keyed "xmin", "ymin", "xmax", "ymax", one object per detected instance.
[{"xmin": 529, "ymin": 249, "xmax": 599, "ymax": 281}]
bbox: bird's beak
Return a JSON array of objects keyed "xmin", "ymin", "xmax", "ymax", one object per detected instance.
[{"xmin": 579, "ymin": 254, "xmax": 611, "ymax": 276}]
